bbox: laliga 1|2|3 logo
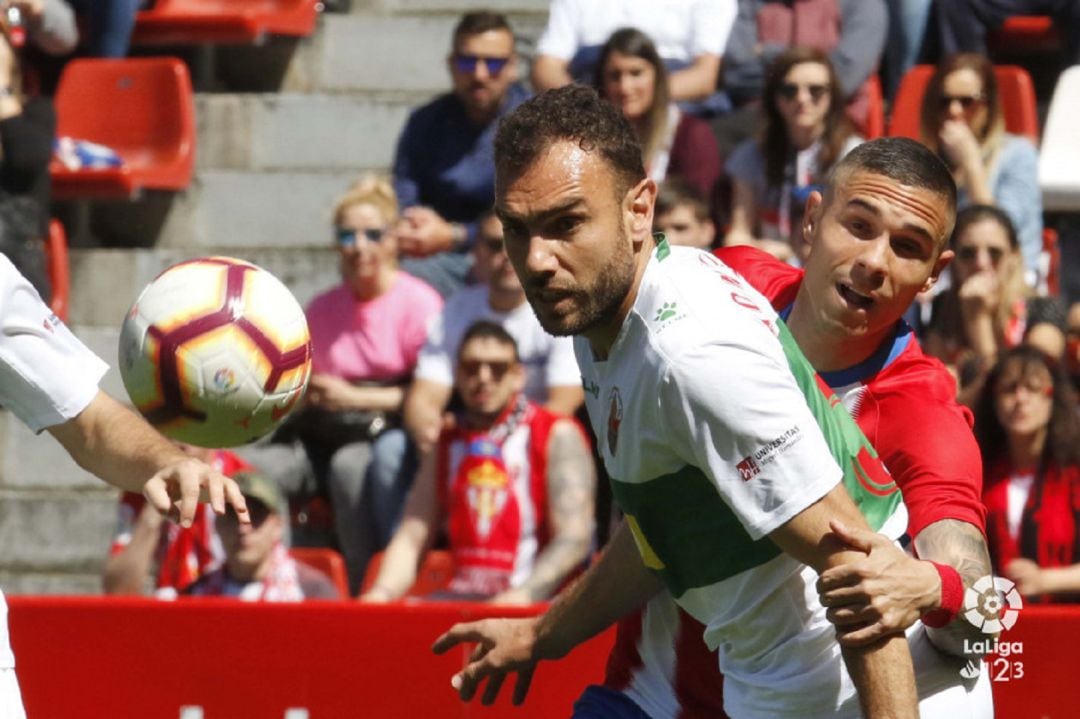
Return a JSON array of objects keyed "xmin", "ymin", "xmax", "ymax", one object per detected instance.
[{"xmin": 958, "ymin": 575, "xmax": 1025, "ymax": 682}]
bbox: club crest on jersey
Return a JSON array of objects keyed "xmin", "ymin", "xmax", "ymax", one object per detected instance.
[
  {"xmin": 737, "ymin": 456, "xmax": 760, "ymax": 481},
  {"xmin": 607, "ymin": 387, "xmax": 623, "ymax": 455}
]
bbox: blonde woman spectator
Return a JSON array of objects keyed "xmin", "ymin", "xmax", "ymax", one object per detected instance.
[
  {"xmin": 919, "ymin": 53, "xmax": 1042, "ymax": 277},
  {"xmin": 242, "ymin": 176, "xmax": 443, "ymax": 595}
]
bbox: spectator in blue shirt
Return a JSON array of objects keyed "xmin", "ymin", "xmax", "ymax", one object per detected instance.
[{"xmin": 392, "ymin": 11, "xmax": 529, "ymax": 297}]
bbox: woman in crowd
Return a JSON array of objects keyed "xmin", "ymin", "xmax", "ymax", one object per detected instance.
[
  {"xmin": 243, "ymin": 176, "xmax": 443, "ymax": 595},
  {"xmin": 725, "ymin": 47, "xmax": 861, "ymax": 263},
  {"xmin": 925, "ymin": 205, "xmax": 1062, "ymax": 406},
  {"xmin": 594, "ymin": 27, "xmax": 720, "ymax": 209},
  {"xmin": 919, "ymin": 52, "xmax": 1042, "ymax": 278},
  {"xmin": 974, "ymin": 345, "xmax": 1080, "ymax": 602}
]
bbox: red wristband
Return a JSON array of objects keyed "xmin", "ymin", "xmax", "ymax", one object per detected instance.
[{"xmin": 921, "ymin": 561, "xmax": 964, "ymax": 628}]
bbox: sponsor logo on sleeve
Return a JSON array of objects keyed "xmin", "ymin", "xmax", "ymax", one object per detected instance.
[{"xmin": 737, "ymin": 426, "xmax": 804, "ymax": 480}]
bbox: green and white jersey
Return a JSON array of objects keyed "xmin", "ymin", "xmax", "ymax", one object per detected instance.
[{"xmin": 576, "ymin": 240, "xmax": 907, "ymax": 717}]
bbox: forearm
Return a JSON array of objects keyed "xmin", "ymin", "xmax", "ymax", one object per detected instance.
[
  {"xmin": 513, "ymin": 535, "xmax": 591, "ymax": 603},
  {"xmin": 1040, "ymin": 564, "xmax": 1080, "ymax": 595},
  {"xmin": 102, "ymin": 520, "xmax": 162, "ymax": 595},
  {"xmin": 963, "ymin": 313, "xmax": 998, "ymax": 362},
  {"xmin": 346, "ymin": 385, "xmax": 405, "ymax": 413},
  {"xmin": 531, "ymin": 56, "xmax": 572, "ymax": 91},
  {"xmin": 842, "ymin": 636, "xmax": 918, "ymax": 719},
  {"xmin": 544, "ymin": 385, "xmax": 584, "ymax": 417},
  {"xmin": 403, "ymin": 380, "xmax": 451, "ymax": 452},
  {"xmin": 668, "ymin": 56, "xmax": 721, "ymax": 102},
  {"xmin": 49, "ymin": 392, "xmax": 188, "ymax": 494},
  {"xmin": 534, "ymin": 521, "xmax": 662, "ymax": 660},
  {"xmin": 368, "ymin": 523, "xmax": 428, "ymax": 599},
  {"xmin": 914, "ymin": 519, "xmax": 996, "ymax": 657}
]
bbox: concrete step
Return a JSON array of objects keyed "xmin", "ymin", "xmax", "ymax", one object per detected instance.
[
  {"xmin": 68, "ymin": 247, "xmax": 338, "ymax": 329},
  {"xmin": 285, "ymin": 12, "xmax": 546, "ymax": 94},
  {"xmin": 196, "ymin": 93, "xmax": 413, "ymax": 171},
  {"xmin": 0, "ymin": 571, "xmax": 104, "ymax": 595},
  {"xmin": 0, "ymin": 489, "xmax": 116, "ymax": 574}
]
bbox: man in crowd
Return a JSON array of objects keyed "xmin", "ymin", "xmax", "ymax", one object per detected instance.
[
  {"xmin": 185, "ymin": 470, "xmax": 341, "ymax": 601},
  {"xmin": 435, "ymin": 84, "xmax": 919, "ymax": 718},
  {"xmin": 0, "ymin": 254, "xmax": 249, "ymax": 718},
  {"xmin": 404, "ymin": 211, "xmax": 582, "ymax": 454},
  {"xmin": 363, "ymin": 322, "xmax": 594, "ymax": 605},
  {"xmin": 652, "ymin": 179, "xmax": 716, "ymax": 250},
  {"xmin": 392, "ymin": 10, "xmax": 529, "ymax": 297}
]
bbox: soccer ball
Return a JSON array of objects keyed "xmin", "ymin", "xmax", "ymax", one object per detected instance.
[{"xmin": 118, "ymin": 256, "xmax": 312, "ymax": 448}]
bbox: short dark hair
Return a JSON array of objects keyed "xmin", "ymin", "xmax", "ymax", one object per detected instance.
[
  {"xmin": 826, "ymin": 137, "xmax": 958, "ymax": 239},
  {"xmin": 494, "ymin": 84, "xmax": 646, "ymax": 198},
  {"xmin": 459, "ymin": 320, "xmax": 519, "ymax": 362},
  {"xmin": 655, "ymin": 178, "xmax": 710, "ymax": 221},
  {"xmin": 950, "ymin": 204, "xmax": 1018, "ymax": 251},
  {"xmin": 452, "ymin": 11, "xmax": 512, "ymax": 48}
]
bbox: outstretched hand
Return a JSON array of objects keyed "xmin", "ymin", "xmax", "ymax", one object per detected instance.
[
  {"xmin": 816, "ymin": 520, "xmax": 938, "ymax": 646},
  {"xmin": 142, "ymin": 457, "xmax": 250, "ymax": 528},
  {"xmin": 431, "ymin": 616, "xmax": 542, "ymax": 706}
]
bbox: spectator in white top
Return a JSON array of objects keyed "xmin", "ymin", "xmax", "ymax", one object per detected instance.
[
  {"xmin": 404, "ymin": 211, "xmax": 583, "ymax": 453},
  {"xmin": 531, "ymin": 0, "xmax": 737, "ymax": 103}
]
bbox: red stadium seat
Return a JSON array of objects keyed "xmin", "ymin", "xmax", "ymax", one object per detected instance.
[
  {"xmin": 51, "ymin": 58, "xmax": 195, "ymax": 200},
  {"xmin": 989, "ymin": 15, "xmax": 1060, "ymax": 54},
  {"xmin": 858, "ymin": 73, "xmax": 885, "ymax": 140},
  {"xmin": 133, "ymin": 0, "xmax": 320, "ymax": 46},
  {"xmin": 289, "ymin": 547, "xmax": 349, "ymax": 599},
  {"xmin": 44, "ymin": 219, "xmax": 69, "ymax": 322},
  {"xmin": 361, "ymin": 550, "xmax": 455, "ymax": 599},
  {"xmin": 887, "ymin": 64, "xmax": 1039, "ymax": 143}
]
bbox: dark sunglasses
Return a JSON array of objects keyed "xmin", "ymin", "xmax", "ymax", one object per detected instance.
[
  {"xmin": 778, "ymin": 83, "xmax": 829, "ymax": 102},
  {"xmin": 480, "ymin": 235, "xmax": 505, "ymax": 253},
  {"xmin": 459, "ymin": 359, "xmax": 513, "ymax": 379},
  {"xmin": 222, "ymin": 499, "xmax": 272, "ymax": 527},
  {"xmin": 957, "ymin": 245, "xmax": 1005, "ymax": 264},
  {"xmin": 938, "ymin": 93, "xmax": 984, "ymax": 111},
  {"xmin": 336, "ymin": 227, "xmax": 384, "ymax": 247},
  {"xmin": 452, "ymin": 54, "xmax": 511, "ymax": 76}
]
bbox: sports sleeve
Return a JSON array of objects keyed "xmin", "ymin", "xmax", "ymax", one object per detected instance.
[
  {"xmin": 872, "ymin": 374, "xmax": 986, "ymax": 537},
  {"xmin": 714, "ymin": 246, "xmax": 803, "ymax": 310},
  {"xmin": 534, "ymin": 0, "xmax": 579, "ymax": 59},
  {"xmin": 0, "ymin": 255, "xmax": 107, "ymax": 432},
  {"xmin": 658, "ymin": 340, "xmax": 842, "ymax": 540},
  {"xmin": 689, "ymin": 0, "xmax": 737, "ymax": 56},
  {"xmin": 412, "ymin": 304, "xmax": 454, "ymax": 386},
  {"xmin": 544, "ymin": 334, "xmax": 581, "ymax": 387}
]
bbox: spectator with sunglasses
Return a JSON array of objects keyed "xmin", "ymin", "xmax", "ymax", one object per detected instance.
[
  {"xmin": 725, "ymin": 47, "xmax": 861, "ymax": 262},
  {"xmin": 363, "ymin": 321, "xmax": 595, "ymax": 605},
  {"xmin": 240, "ymin": 175, "xmax": 442, "ymax": 595},
  {"xmin": 185, "ymin": 471, "xmax": 342, "ymax": 601},
  {"xmin": 919, "ymin": 53, "xmax": 1042, "ymax": 279},
  {"xmin": 391, "ymin": 11, "xmax": 528, "ymax": 298},
  {"xmin": 404, "ymin": 211, "xmax": 582, "ymax": 457},
  {"xmin": 973, "ymin": 345, "xmax": 1080, "ymax": 603},
  {"xmin": 925, "ymin": 205, "xmax": 1063, "ymax": 407}
]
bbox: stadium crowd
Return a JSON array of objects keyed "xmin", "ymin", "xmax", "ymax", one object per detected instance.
[{"xmin": 2, "ymin": 0, "xmax": 1080, "ymax": 716}]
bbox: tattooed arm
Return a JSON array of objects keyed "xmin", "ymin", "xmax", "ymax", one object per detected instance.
[
  {"xmin": 818, "ymin": 518, "xmax": 996, "ymax": 657},
  {"xmin": 914, "ymin": 518, "xmax": 997, "ymax": 656},
  {"xmin": 492, "ymin": 419, "xmax": 596, "ymax": 605}
]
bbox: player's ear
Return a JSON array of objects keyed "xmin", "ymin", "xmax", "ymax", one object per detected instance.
[
  {"xmin": 627, "ymin": 177, "xmax": 657, "ymax": 247},
  {"xmin": 803, "ymin": 190, "xmax": 824, "ymax": 246},
  {"xmin": 925, "ymin": 248, "xmax": 954, "ymax": 293}
]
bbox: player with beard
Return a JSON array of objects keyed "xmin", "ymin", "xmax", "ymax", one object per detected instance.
[
  {"xmin": 434, "ymin": 85, "xmax": 923, "ymax": 718},
  {"xmin": 600, "ymin": 138, "xmax": 993, "ymax": 718}
]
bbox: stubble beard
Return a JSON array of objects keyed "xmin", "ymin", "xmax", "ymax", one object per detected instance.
[{"xmin": 528, "ymin": 224, "xmax": 636, "ymax": 338}]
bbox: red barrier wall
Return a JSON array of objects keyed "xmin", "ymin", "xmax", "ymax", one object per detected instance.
[{"xmin": 6, "ymin": 598, "xmax": 1078, "ymax": 718}]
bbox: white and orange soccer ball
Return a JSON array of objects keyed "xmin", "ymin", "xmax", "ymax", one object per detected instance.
[{"xmin": 118, "ymin": 256, "xmax": 312, "ymax": 448}]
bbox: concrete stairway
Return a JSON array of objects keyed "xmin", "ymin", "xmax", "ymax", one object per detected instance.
[{"xmin": 0, "ymin": 0, "xmax": 549, "ymax": 594}]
